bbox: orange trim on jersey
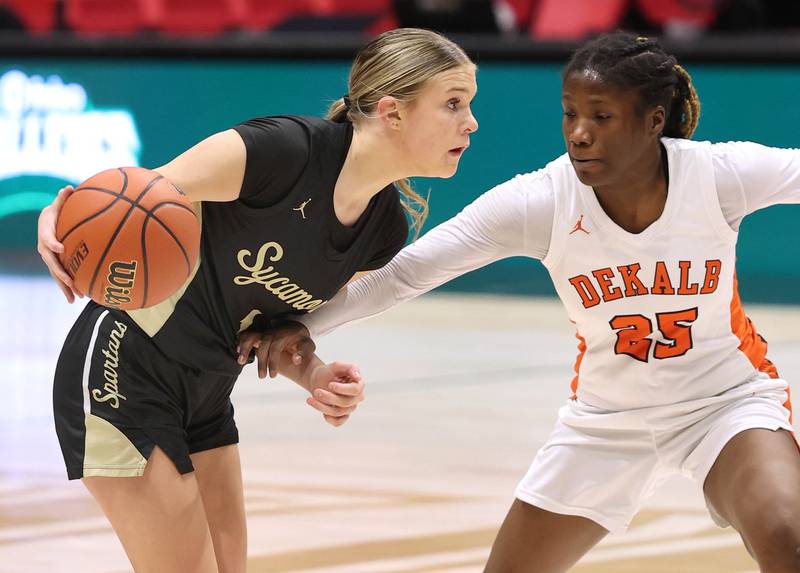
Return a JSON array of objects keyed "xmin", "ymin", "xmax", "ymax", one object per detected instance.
[
  {"xmin": 570, "ymin": 328, "xmax": 587, "ymax": 400},
  {"xmin": 730, "ymin": 272, "xmax": 792, "ymax": 421}
]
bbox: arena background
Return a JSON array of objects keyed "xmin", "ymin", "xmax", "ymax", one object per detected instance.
[
  {"xmin": 1, "ymin": 54, "xmax": 800, "ymax": 300},
  {"xmin": 1, "ymin": 2, "xmax": 799, "ymax": 572}
]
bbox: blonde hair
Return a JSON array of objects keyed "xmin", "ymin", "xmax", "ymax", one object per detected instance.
[{"xmin": 326, "ymin": 28, "xmax": 473, "ymax": 239}]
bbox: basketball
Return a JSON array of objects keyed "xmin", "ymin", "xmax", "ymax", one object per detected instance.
[{"xmin": 55, "ymin": 166, "xmax": 201, "ymax": 310}]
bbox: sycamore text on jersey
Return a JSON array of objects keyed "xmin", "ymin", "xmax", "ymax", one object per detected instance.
[
  {"xmin": 234, "ymin": 241, "xmax": 327, "ymax": 311},
  {"xmin": 569, "ymin": 259, "xmax": 722, "ymax": 308}
]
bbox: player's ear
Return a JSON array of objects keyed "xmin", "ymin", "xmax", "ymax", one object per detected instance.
[
  {"xmin": 376, "ymin": 96, "xmax": 401, "ymax": 130},
  {"xmin": 648, "ymin": 105, "xmax": 665, "ymax": 137}
]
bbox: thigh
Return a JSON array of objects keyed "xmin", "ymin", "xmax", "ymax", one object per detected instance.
[
  {"xmin": 485, "ymin": 499, "xmax": 607, "ymax": 573},
  {"xmin": 83, "ymin": 446, "xmax": 218, "ymax": 573},
  {"xmin": 192, "ymin": 444, "xmax": 247, "ymax": 573},
  {"xmin": 54, "ymin": 306, "xmax": 194, "ymax": 479},
  {"xmin": 704, "ymin": 428, "xmax": 800, "ymax": 559}
]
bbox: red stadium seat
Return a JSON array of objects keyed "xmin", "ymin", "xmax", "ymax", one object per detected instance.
[
  {"xmin": 635, "ymin": 0, "xmax": 717, "ymax": 28},
  {"xmin": 308, "ymin": 0, "xmax": 394, "ymax": 31},
  {"xmin": 243, "ymin": 0, "xmax": 393, "ymax": 32},
  {"xmin": 502, "ymin": 0, "xmax": 540, "ymax": 32},
  {"xmin": 531, "ymin": 0, "xmax": 627, "ymax": 39},
  {"xmin": 242, "ymin": 0, "xmax": 304, "ymax": 30},
  {"xmin": 158, "ymin": 0, "xmax": 247, "ymax": 36},
  {"xmin": 0, "ymin": 0, "xmax": 57, "ymax": 34},
  {"xmin": 306, "ymin": 0, "xmax": 390, "ymax": 17},
  {"xmin": 366, "ymin": 10, "xmax": 397, "ymax": 34},
  {"xmin": 65, "ymin": 0, "xmax": 162, "ymax": 36}
]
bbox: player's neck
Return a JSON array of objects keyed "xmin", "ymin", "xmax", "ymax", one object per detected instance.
[
  {"xmin": 592, "ymin": 148, "xmax": 667, "ymax": 234},
  {"xmin": 333, "ymin": 126, "xmax": 408, "ymax": 226}
]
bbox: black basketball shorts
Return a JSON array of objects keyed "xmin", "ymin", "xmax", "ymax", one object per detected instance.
[{"xmin": 53, "ymin": 302, "xmax": 239, "ymax": 480}]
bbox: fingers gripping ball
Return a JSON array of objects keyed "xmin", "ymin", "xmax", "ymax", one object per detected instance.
[{"xmin": 55, "ymin": 167, "xmax": 201, "ymax": 310}]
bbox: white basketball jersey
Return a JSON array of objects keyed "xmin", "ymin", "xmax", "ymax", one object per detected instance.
[{"xmin": 542, "ymin": 138, "xmax": 775, "ymax": 411}]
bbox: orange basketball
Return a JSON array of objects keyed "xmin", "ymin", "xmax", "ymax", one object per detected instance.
[{"xmin": 56, "ymin": 166, "xmax": 201, "ymax": 310}]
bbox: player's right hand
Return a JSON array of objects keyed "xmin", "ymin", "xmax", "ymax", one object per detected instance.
[
  {"xmin": 37, "ymin": 185, "xmax": 84, "ymax": 303},
  {"xmin": 306, "ymin": 361, "xmax": 364, "ymax": 427}
]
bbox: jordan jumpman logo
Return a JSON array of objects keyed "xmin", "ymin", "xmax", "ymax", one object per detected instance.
[
  {"xmin": 293, "ymin": 198, "xmax": 312, "ymax": 220},
  {"xmin": 569, "ymin": 214, "xmax": 590, "ymax": 235}
]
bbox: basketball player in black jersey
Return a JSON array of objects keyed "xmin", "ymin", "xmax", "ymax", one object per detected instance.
[{"xmin": 37, "ymin": 28, "xmax": 478, "ymax": 573}]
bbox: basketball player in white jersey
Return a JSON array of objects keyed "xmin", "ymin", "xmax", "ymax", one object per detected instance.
[{"xmin": 244, "ymin": 32, "xmax": 800, "ymax": 571}]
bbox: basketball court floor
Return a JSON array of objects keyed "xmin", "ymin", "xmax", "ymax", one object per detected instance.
[{"xmin": 2, "ymin": 278, "xmax": 799, "ymax": 572}]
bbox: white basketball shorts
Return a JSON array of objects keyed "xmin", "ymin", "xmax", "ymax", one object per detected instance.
[{"xmin": 514, "ymin": 372, "xmax": 794, "ymax": 533}]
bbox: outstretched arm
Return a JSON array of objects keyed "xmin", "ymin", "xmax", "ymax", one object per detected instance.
[
  {"xmin": 302, "ymin": 174, "xmax": 551, "ymax": 337},
  {"xmin": 236, "ymin": 171, "xmax": 554, "ymax": 385}
]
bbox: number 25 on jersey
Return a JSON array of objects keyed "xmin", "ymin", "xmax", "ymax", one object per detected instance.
[{"xmin": 610, "ymin": 307, "xmax": 699, "ymax": 362}]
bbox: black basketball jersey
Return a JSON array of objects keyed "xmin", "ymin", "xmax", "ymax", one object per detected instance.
[{"xmin": 116, "ymin": 115, "xmax": 408, "ymax": 374}]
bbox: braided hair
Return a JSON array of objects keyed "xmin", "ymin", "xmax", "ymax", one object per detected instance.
[{"xmin": 563, "ymin": 31, "xmax": 700, "ymax": 139}]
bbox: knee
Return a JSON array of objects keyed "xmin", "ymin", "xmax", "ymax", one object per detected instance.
[{"xmin": 746, "ymin": 516, "xmax": 800, "ymax": 573}]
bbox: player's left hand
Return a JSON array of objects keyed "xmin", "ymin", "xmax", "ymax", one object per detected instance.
[{"xmin": 306, "ymin": 362, "xmax": 364, "ymax": 427}]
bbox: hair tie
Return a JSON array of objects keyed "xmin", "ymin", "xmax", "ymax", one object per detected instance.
[{"xmin": 342, "ymin": 96, "xmax": 352, "ymax": 111}]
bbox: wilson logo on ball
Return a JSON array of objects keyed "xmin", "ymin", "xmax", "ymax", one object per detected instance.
[
  {"xmin": 103, "ymin": 260, "xmax": 138, "ymax": 308},
  {"xmin": 55, "ymin": 166, "xmax": 201, "ymax": 310}
]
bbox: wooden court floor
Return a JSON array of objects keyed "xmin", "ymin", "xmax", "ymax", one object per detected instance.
[{"xmin": 2, "ymin": 286, "xmax": 799, "ymax": 572}]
